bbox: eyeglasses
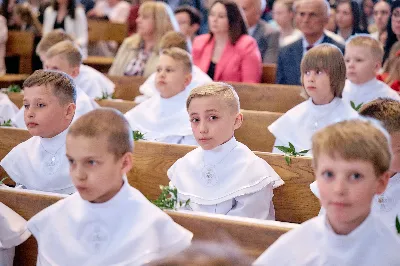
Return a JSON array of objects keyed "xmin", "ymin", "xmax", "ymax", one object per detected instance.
[
  {"xmin": 393, "ymin": 11, "xmax": 400, "ymax": 18},
  {"xmin": 373, "ymin": 10, "xmax": 389, "ymax": 16}
]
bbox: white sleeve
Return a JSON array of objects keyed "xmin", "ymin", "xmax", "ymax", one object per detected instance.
[
  {"xmin": 271, "ymin": 138, "xmax": 286, "ymax": 154},
  {"xmin": 109, "ymin": 3, "xmax": 130, "ymax": 23},
  {"xmin": 42, "ymin": 7, "xmax": 54, "ymax": 35},
  {"xmin": 138, "ymin": 73, "xmax": 157, "ymax": 98},
  {"xmin": 0, "ymin": 16, "xmax": 7, "ymax": 44},
  {"xmin": 227, "ymin": 184, "xmax": 274, "ymax": 220},
  {"xmin": 73, "ymin": 8, "xmax": 88, "ymax": 53},
  {"xmin": 0, "ymin": 203, "xmax": 31, "ymax": 249}
]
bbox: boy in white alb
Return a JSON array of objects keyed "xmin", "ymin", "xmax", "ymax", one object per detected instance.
[
  {"xmin": 12, "ymin": 40, "xmax": 100, "ymax": 129},
  {"xmin": 125, "ymin": 48, "xmax": 197, "ymax": 145},
  {"xmin": 168, "ymin": 83, "xmax": 284, "ymax": 219},
  {"xmin": 342, "ymin": 35, "xmax": 400, "ymax": 107},
  {"xmin": 311, "ymin": 98, "xmax": 400, "ymax": 231},
  {"xmin": 1, "ymin": 70, "xmax": 77, "ymax": 194},
  {"xmin": 0, "ymin": 202, "xmax": 31, "ymax": 266},
  {"xmin": 27, "ymin": 108, "xmax": 193, "ymax": 265},
  {"xmin": 255, "ymin": 120, "xmax": 400, "ymax": 265},
  {"xmin": 135, "ymin": 31, "xmax": 211, "ymax": 103},
  {"xmin": 269, "ymin": 44, "xmax": 358, "ymax": 155},
  {"xmin": 0, "ymin": 93, "xmax": 18, "ymax": 123}
]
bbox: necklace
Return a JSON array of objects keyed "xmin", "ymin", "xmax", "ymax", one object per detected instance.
[
  {"xmin": 201, "ymin": 143, "xmax": 238, "ymax": 187},
  {"xmin": 40, "ymin": 142, "xmax": 65, "ymax": 174}
]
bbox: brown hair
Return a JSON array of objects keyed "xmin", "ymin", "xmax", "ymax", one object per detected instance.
[
  {"xmin": 186, "ymin": 82, "xmax": 240, "ymax": 113},
  {"xmin": 359, "ymin": 98, "xmax": 400, "ymax": 134},
  {"xmin": 382, "ymin": 41, "xmax": 400, "ymax": 86},
  {"xmin": 13, "ymin": 3, "xmax": 42, "ymax": 33},
  {"xmin": 46, "ymin": 40, "xmax": 83, "ymax": 67},
  {"xmin": 346, "ymin": 35, "xmax": 384, "ymax": 62},
  {"xmin": 68, "ymin": 108, "xmax": 133, "ymax": 159},
  {"xmin": 36, "ymin": 29, "xmax": 74, "ymax": 55},
  {"xmin": 160, "ymin": 47, "xmax": 192, "ymax": 73},
  {"xmin": 159, "ymin": 31, "xmax": 189, "ymax": 52},
  {"xmin": 209, "ymin": 0, "xmax": 248, "ymax": 45},
  {"xmin": 301, "ymin": 44, "xmax": 346, "ymax": 98},
  {"xmin": 312, "ymin": 119, "xmax": 391, "ymax": 176},
  {"xmin": 23, "ymin": 70, "xmax": 76, "ymax": 104}
]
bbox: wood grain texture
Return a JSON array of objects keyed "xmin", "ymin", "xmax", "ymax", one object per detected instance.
[
  {"xmin": 83, "ymin": 56, "xmax": 114, "ymax": 73},
  {"xmin": 0, "ymin": 189, "xmax": 292, "ymax": 265},
  {"xmin": 108, "ymin": 75, "xmax": 146, "ymax": 100},
  {"xmin": 0, "ymin": 74, "xmax": 28, "ymax": 89},
  {"xmin": 88, "ymin": 19, "xmax": 128, "ymax": 43},
  {"xmin": 261, "ymin": 64, "xmax": 276, "ymax": 84},
  {"xmin": 6, "ymin": 31, "xmax": 35, "ymax": 74},
  {"xmin": 95, "ymin": 99, "xmax": 136, "ymax": 113}
]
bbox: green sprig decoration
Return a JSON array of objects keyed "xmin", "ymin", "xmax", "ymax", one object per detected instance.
[
  {"xmin": 275, "ymin": 142, "xmax": 310, "ymax": 165},
  {"xmin": 0, "ymin": 176, "xmax": 8, "ymax": 185},
  {"xmin": 0, "ymin": 119, "xmax": 12, "ymax": 127},
  {"xmin": 350, "ymin": 101, "xmax": 363, "ymax": 112},
  {"xmin": 133, "ymin": 130, "xmax": 146, "ymax": 141},
  {"xmin": 396, "ymin": 216, "xmax": 400, "ymax": 234},
  {"xmin": 7, "ymin": 84, "xmax": 22, "ymax": 93},
  {"xmin": 95, "ymin": 91, "xmax": 113, "ymax": 100},
  {"xmin": 152, "ymin": 185, "xmax": 190, "ymax": 210}
]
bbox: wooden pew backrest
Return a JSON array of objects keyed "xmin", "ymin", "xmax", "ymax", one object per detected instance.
[
  {"xmin": 96, "ymin": 99, "xmax": 136, "ymax": 113},
  {"xmin": 6, "ymin": 31, "xmax": 35, "ymax": 74},
  {"xmin": 261, "ymin": 64, "xmax": 276, "ymax": 84},
  {"xmin": 108, "ymin": 75, "xmax": 146, "ymax": 100},
  {"xmin": 0, "ymin": 188, "xmax": 294, "ymax": 265},
  {"xmin": 88, "ymin": 20, "xmax": 127, "ymax": 43},
  {"xmin": 0, "ymin": 74, "xmax": 29, "ymax": 89},
  {"xmin": 83, "ymin": 56, "xmax": 114, "ymax": 73}
]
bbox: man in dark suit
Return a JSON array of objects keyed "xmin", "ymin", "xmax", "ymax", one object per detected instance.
[
  {"xmin": 237, "ymin": 0, "xmax": 280, "ymax": 64},
  {"xmin": 276, "ymin": 0, "xmax": 345, "ymax": 85}
]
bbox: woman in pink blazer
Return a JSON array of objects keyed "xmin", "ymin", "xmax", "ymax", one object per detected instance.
[{"xmin": 192, "ymin": 0, "xmax": 262, "ymax": 83}]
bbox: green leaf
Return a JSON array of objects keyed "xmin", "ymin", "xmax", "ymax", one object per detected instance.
[
  {"xmin": 288, "ymin": 142, "xmax": 295, "ymax": 152},
  {"xmin": 350, "ymin": 101, "xmax": 363, "ymax": 112},
  {"xmin": 356, "ymin": 103, "xmax": 363, "ymax": 111},
  {"xmin": 350, "ymin": 101, "xmax": 356, "ymax": 109},
  {"xmin": 152, "ymin": 185, "xmax": 182, "ymax": 210},
  {"xmin": 396, "ymin": 215, "xmax": 400, "ymax": 234},
  {"xmin": 133, "ymin": 130, "xmax": 146, "ymax": 141},
  {"xmin": 298, "ymin": 149, "xmax": 310, "ymax": 154},
  {"xmin": 284, "ymin": 155, "xmax": 291, "ymax": 165},
  {"xmin": 7, "ymin": 84, "xmax": 21, "ymax": 93},
  {"xmin": 0, "ymin": 176, "xmax": 8, "ymax": 185},
  {"xmin": 0, "ymin": 119, "xmax": 12, "ymax": 127},
  {"xmin": 275, "ymin": 145, "xmax": 291, "ymax": 153}
]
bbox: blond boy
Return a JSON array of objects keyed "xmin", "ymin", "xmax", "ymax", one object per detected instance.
[
  {"xmin": 168, "ymin": 83, "xmax": 283, "ymax": 219},
  {"xmin": 1, "ymin": 70, "xmax": 77, "ymax": 194},
  {"xmin": 342, "ymin": 35, "xmax": 400, "ymax": 107},
  {"xmin": 359, "ymin": 98, "xmax": 400, "ymax": 229},
  {"xmin": 27, "ymin": 108, "xmax": 192, "ymax": 264},
  {"xmin": 136, "ymin": 31, "xmax": 211, "ymax": 103},
  {"xmin": 37, "ymin": 29, "xmax": 115, "ymax": 99},
  {"xmin": 255, "ymin": 120, "xmax": 400, "ymax": 265},
  {"xmin": 125, "ymin": 47, "xmax": 197, "ymax": 145}
]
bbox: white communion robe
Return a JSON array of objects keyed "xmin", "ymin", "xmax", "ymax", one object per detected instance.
[
  {"xmin": 27, "ymin": 181, "xmax": 193, "ymax": 266},
  {"xmin": 168, "ymin": 137, "xmax": 284, "ymax": 220},
  {"xmin": 268, "ymin": 97, "xmax": 359, "ymax": 155},
  {"xmin": 0, "ymin": 93, "xmax": 18, "ymax": 124},
  {"xmin": 74, "ymin": 64, "xmax": 115, "ymax": 99},
  {"xmin": 11, "ymin": 87, "xmax": 99, "ymax": 129},
  {"xmin": 0, "ymin": 128, "xmax": 75, "ymax": 194},
  {"xmin": 125, "ymin": 88, "xmax": 197, "ymax": 145},
  {"xmin": 342, "ymin": 78, "xmax": 400, "ymax": 108},
  {"xmin": 311, "ymin": 172, "xmax": 400, "ymax": 233},
  {"xmin": 0, "ymin": 202, "xmax": 31, "ymax": 266},
  {"xmin": 253, "ymin": 213, "xmax": 400, "ymax": 265},
  {"xmin": 135, "ymin": 65, "xmax": 212, "ymax": 103}
]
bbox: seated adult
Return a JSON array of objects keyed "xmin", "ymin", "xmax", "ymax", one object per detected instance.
[
  {"xmin": 192, "ymin": 0, "xmax": 262, "ymax": 83},
  {"xmin": 272, "ymin": 0, "xmax": 302, "ymax": 47},
  {"xmin": 276, "ymin": 0, "xmax": 344, "ymax": 85},
  {"xmin": 237, "ymin": 0, "xmax": 279, "ymax": 63},
  {"xmin": 108, "ymin": 1, "xmax": 179, "ymax": 77},
  {"xmin": 174, "ymin": 5, "xmax": 201, "ymax": 42},
  {"xmin": 371, "ymin": 0, "xmax": 390, "ymax": 45},
  {"xmin": 335, "ymin": 1, "xmax": 368, "ymax": 41},
  {"xmin": 87, "ymin": 0, "xmax": 131, "ymax": 23}
]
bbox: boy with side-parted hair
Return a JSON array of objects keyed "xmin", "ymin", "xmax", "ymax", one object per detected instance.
[
  {"xmin": 255, "ymin": 120, "xmax": 400, "ymax": 265},
  {"xmin": 125, "ymin": 47, "xmax": 197, "ymax": 145},
  {"xmin": 27, "ymin": 108, "xmax": 193, "ymax": 265},
  {"xmin": 36, "ymin": 29, "xmax": 115, "ymax": 99},
  {"xmin": 1, "ymin": 70, "xmax": 77, "ymax": 194},
  {"xmin": 136, "ymin": 31, "xmax": 211, "ymax": 103},
  {"xmin": 12, "ymin": 40, "xmax": 99, "ymax": 129},
  {"xmin": 168, "ymin": 82, "xmax": 283, "ymax": 219},
  {"xmin": 269, "ymin": 44, "xmax": 358, "ymax": 155},
  {"xmin": 343, "ymin": 35, "xmax": 400, "ymax": 107}
]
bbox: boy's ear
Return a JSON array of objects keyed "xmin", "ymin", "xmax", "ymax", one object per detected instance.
[
  {"xmin": 376, "ymin": 170, "xmax": 391, "ymax": 194},
  {"xmin": 120, "ymin": 152, "xmax": 133, "ymax": 174},
  {"xmin": 65, "ymin": 103, "xmax": 76, "ymax": 120},
  {"xmin": 71, "ymin": 65, "xmax": 80, "ymax": 78},
  {"xmin": 374, "ymin": 60, "xmax": 382, "ymax": 73},
  {"xmin": 184, "ymin": 73, "xmax": 192, "ymax": 88},
  {"xmin": 233, "ymin": 112, "xmax": 243, "ymax": 130}
]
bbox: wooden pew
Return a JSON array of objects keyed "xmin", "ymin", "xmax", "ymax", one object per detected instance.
[
  {"xmin": 0, "ymin": 74, "xmax": 29, "ymax": 88},
  {"xmin": 261, "ymin": 64, "xmax": 276, "ymax": 84},
  {"xmin": 6, "ymin": 31, "xmax": 35, "ymax": 74},
  {"xmin": 88, "ymin": 19, "xmax": 127, "ymax": 44},
  {"xmin": 83, "ymin": 56, "xmax": 114, "ymax": 73},
  {"xmin": 107, "ymin": 75, "xmax": 146, "ymax": 100},
  {"xmin": 0, "ymin": 188, "xmax": 297, "ymax": 265}
]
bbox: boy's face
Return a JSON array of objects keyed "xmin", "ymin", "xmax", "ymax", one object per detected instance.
[
  {"xmin": 344, "ymin": 45, "xmax": 380, "ymax": 85},
  {"xmin": 175, "ymin": 12, "xmax": 199, "ymax": 39},
  {"xmin": 24, "ymin": 85, "xmax": 75, "ymax": 138},
  {"xmin": 303, "ymin": 70, "xmax": 334, "ymax": 105},
  {"xmin": 66, "ymin": 135, "xmax": 133, "ymax": 203},
  {"xmin": 316, "ymin": 154, "xmax": 389, "ymax": 234},
  {"xmin": 188, "ymin": 96, "xmax": 243, "ymax": 150},
  {"xmin": 390, "ymin": 132, "xmax": 400, "ymax": 174},
  {"xmin": 155, "ymin": 54, "xmax": 192, "ymax": 98},
  {"xmin": 44, "ymin": 54, "xmax": 79, "ymax": 78}
]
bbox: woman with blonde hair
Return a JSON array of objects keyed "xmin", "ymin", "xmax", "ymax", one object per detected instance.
[
  {"xmin": 108, "ymin": 1, "xmax": 179, "ymax": 77},
  {"xmin": 11, "ymin": 3, "xmax": 42, "ymax": 36}
]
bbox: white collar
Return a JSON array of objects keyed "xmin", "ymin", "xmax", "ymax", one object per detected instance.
[
  {"xmin": 302, "ymin": 34, "xmax": 325, "ymax": 50},
  {"xmin": 40, "ymin": 127, "xmax": 69, "ymax": 153},
  {"xmin": 202, "ymin": 136, "xmax": 237, "ymax": 166},
  {"xmin": 347, "ymin": 78, "xmax": 378, "ymax": 89}
]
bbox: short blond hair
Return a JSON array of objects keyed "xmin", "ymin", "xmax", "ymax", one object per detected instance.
[
  {"xmin": 23, "ymin": 70, "xmax": 76, "ymax": 105},
  {"xmin": 46, "ymin": 40, "xmax": 83, "ymax": 67},
  {"xmin": 359, "ymin": 98, "xmax": 400, "ymax": 134},
  {"xmin": 186, "ymin": 82, "xmax": 240, "ymax": 114},
  {"xmin": 67, "ymin": 108, "xmax": 133, "ymax": 160},
  {"xmin": 346, "ymin": 35, "xmax": 384, "ymax": 62},
  {"xmin": 301, "ymin": 44, "xmax": 346, "ymax": 98},
  {"xmin": 312, "ymin": 120, "xmax": 391, "ymax": 176},
  {"xmin": 36, "ymin": 29, "xmax": 73, "ymax": 55},
  {"xmin": 160, "ymin": 47, "xmax": 192, "ymax": 73}
]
